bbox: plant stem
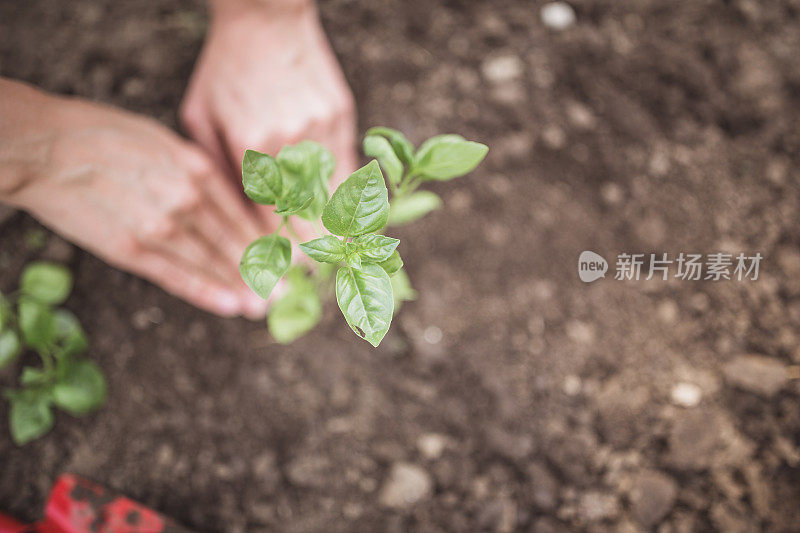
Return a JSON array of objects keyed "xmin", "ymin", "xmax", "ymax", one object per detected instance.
[
  {"xmin": 404, "ymin": 177, "xmax": 422, "ymax": 194},
  {"xmin": 38, "ymin": 347, "xmax": 54, "ymax": 376}
]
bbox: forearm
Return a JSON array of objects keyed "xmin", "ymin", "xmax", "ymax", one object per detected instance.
[
  {"xmin": 0, "ymin": 78, "xmax": 57, "ymax": 204},
  {"xmin": 208, "ymin": 0, "xmax": 314, "ymax": 20}
]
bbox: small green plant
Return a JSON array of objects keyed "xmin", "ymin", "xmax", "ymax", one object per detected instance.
[
  {"xmin": 240, "ymin": 127, "xmax": 487, "ymax": 346},
  {"xmin": 0, "ymin": 262, "xmax": 106, "ymax": 445}
]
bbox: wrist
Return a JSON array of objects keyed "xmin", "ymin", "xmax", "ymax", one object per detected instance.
[
  {"xmin": 210, "ymin": 0, "xmax": 315, "ymax": 23},
  {"xmin": 0, "ymin": 79, "xmax": 60, "ymax": 204}
]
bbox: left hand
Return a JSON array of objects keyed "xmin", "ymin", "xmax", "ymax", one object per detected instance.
[{"xmin": 180, "ymin": 0, "xmax": 358, "ymax": 237}]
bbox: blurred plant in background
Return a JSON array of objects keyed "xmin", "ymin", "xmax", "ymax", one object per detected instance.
[{"xmin": 0, "ymin": 262, "xmax": 105, "ymax": 445}]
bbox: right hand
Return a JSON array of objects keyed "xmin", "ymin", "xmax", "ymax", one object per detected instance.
[{"xmin": 4, "ymin": 95, "xmax": 268, "ymax": 318}]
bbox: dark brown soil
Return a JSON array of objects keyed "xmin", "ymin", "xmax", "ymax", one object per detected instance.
[{"xmin": 2, "ymin": 0, "xmax": 800, "ymax": 531}]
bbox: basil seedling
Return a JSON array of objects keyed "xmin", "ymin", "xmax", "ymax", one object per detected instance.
[{"xmin": 240, "ymin": 128, "xmax": 487, "ymax": 346}]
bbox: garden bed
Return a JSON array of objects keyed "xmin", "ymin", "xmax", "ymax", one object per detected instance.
[{"xmin": 1, "ymin": 0, "xmax": 799, "ymax": 530}]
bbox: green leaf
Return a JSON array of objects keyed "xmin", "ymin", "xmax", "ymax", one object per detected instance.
[
  {"xmin": 299, "ymin": 236, "xmax": 346, "ymax": 263},
  {"xmin": 240, "ymin": 235, "xmax": 292, "ymax": 300},
  {"xmin": 390, "ymin": 268, "xmax": 417, "ymax": 313},
  {"xmin": 366, "ymin": 127, "xmax": 415, "ymax": 168},
  {"xmin": 8, "ymin": 389, "xmax": 53, "ymax": 445},
  {"xmin": 274, "ymin": 188, "xmax": 314, "ymax": 216},
  {"xmin": 413, "ymin": 134, "xmax": 488, "ymax": 181},
  {"xmin": 53, "ymin": 358, "xmax": 106, "ymax": 416},
  {"xmin": 18, "ymin": 297, "xmax": 56, "ymax": 351},
  {"xmin": 0, "ymin": 330, "xmax": 21, "ymax": 370},
  {"xmin": 345, "ymin": 253, "xmax": 362, "ymax": 270},
  {"xmin": 268, "ymin": 268, "xmax": 322, "ymax": 344},
  {"xmin": 53, "ymin": 310, "xmax": 88, "ymax": 358},
  {"xmin": 322, "ymin": 161, "xmax": 389, "ymax": 238},
  {"xmin": 388, "ymin": 191, "xmax": 443, "ymax": 226},
  {"xmin": 277, "ymin": 141, "xmax": 335, "ymax": 220},
  {"xmin": 20, "ymin": 262, "xmax": 73, "ymax": 305},
  {"xmin": 20, "ymin": 366, "xmax": 47, "ymax": 386},
  {"xmin": 351, "ymin": 234, "xmax": 400, "ymax": 263},
  {"xmin": 378, "ymin": 251, "xmax": 404, "ymax": 276},
  {"xmin": 335, "ymin": 264, "xmax": 394, "ymax": 347},
  {"xmin": 242, "ymin": 150, "xmax": 282, "ymax": 205},
  {"xmin": 363, "ymin": 135, "xmax": 403, "ymax": 186}
]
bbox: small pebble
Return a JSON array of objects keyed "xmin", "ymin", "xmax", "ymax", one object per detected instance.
[
  {"xmin": 541, "ymin": 2, "xmax": 576, "ymax": 30},
  {"xmin": 600, "ymin": 183, "xmax": 624, "ymax": 206},
  {"xmin": 542, "ymin": 125, "xmax": 566, "ymax": 149},
  {"xmin": 423, "ymin": 326, "xmax": 443, "ymax": 344},
  {"xmin": 417, "ymin": 433, "xmax": 448, "ymax": 460},
  {"xmin": 563, "ymin": 375, "xmax": 582, "ymax": 396},
  {"xmin": 629, "ymin": 470, "xmax": 678, "ymax": 526},
  {"xmin": 722, "ymin": 354, "xmax": 787, "ymax": 397},
  {"xmin": 132, "ymin": 306, "xmax": 165, "ymax": 330},
  {"xmin": 481, "ymin": 54, "xmax": 524, "ymax": 84},
  {"xmin": 379, "ymin": 463, "xmax": 432, "ymax": 508},
  {"xmin": 670, "ymin": 382, "xmax": 702, "ymax": 407},
  {"xmin": 578, "ymin": 491, "xmax": 619, "ymax": 522}
]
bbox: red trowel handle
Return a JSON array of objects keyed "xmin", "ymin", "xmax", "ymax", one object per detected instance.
[
  {"xmin": 0, "ymin": 474, "xmax": 189, "ymax": 533},
  {"xmin": 0, "ymin": 513, "xmax": 28, "ymax": 533}
]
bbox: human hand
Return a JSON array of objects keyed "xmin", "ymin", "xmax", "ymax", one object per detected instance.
[
  {"xmin": 2, "ymin": 90, "xmax": 268, "ymax": 318},
  {"xmin": 180, "ymin": 0, "xmax": 358, "ymax": 239}
]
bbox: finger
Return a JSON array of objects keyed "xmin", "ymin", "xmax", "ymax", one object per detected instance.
[
  {"xmin": 183, "ymin": 146, "xmax": 268, "ymax": 236},
  {"xmin": 190, "ymin": 201, "xmax": 248, "ymax": 274},
  {"xmin": 199, "ymin": 161, "xmax": 266, "ymax": 237},
  {"xmin": 318, "ymin": 103, "xmax": 358, "ymax": 186},
  {"xmin": 132, "ymin": 248, "xmax": 244, "ymax": 317},
  {"xmin": 211, "ymin": 107, "xmax": 258, "ymax": 174},
  {"xmin": 180, "ymin": 96, "xmax": 230, "ymax": 174},
  {"xmin": 333, "ymin": 136, "xmax": 359, "ymax": 183},
  {"xmin": 186, "ymin": 202, "xmax": 270, "ymax": 318},
  {"xmin": 146, "ymin": 225, "xmax": 237, "ymax": 291},
  {"xmin": 329, "ymin": 130, "xmax": 359, "ymax": 187}
]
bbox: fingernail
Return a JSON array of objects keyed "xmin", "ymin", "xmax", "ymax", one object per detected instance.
[{"xmin": 215, "ymin": 290, "xmax": 242, "ymax": 316}]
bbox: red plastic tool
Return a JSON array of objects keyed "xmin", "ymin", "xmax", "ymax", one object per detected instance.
[{"xmin": 0, "ymin": 474, "xmax": 189, "ymax": 532}]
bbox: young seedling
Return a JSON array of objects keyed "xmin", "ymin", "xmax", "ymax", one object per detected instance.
[
  {"xmin": 241, "ymin": 128, "xmax": 487, "ymax": 346},
  {"xmin": 0, "ymin": 262, "xmax": 106, "ymax": 445}
]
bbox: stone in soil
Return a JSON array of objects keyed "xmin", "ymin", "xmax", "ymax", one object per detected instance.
[
  {"xmin": 670, "ymin": 382, "xmax": 702, "ymax": 407},
  {"xmin": 628, "ymin": 469, "xmax": 678, "ymax": 527},
  {"xmin": 577, "ymin": 491, "xmax": 620, "ymax": 522},
  {"xmin": 417, "ymin": 433, "xmax": 448, "ymax": 460},
  {"xmin": 379, "ymin": 462, "xmax": 433, "ymax": 508},
  {"xmin": 668, "ymin": 408, "xmax": 754, "ymax": 471},
  {"xmin": 540, "ymin": 2, "xmax": 576, "ymax": 30},
  {"xmin": 481, "ymin": 54, "xmax": 524, "ymax": 84},
  {"xmin": 286, "ymin": 455, "xmax": 332, "ymax": 489},
  {"xmin": 668, "ymin": 409, "xmax": 723, "ymax": 471},
  {"xmin": 722, "ymin": 354, "xmax": 787, "ymax": 397}
]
